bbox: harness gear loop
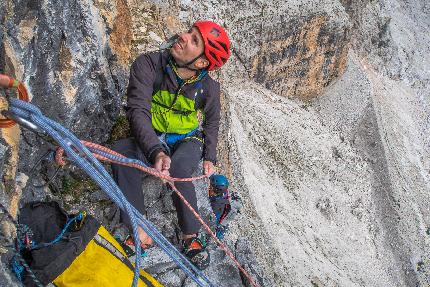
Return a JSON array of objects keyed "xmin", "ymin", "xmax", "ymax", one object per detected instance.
[{"xmin": 0, "ymin": 74, "xmax": 29, "ymax": 128}]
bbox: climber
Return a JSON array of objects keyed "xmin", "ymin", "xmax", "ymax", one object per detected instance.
[{"xmin": 111, "ymin": 20, "xmax": 230, "ymax": 270}]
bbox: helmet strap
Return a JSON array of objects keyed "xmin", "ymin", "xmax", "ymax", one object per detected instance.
[
  {"xmin": 173, "ymin": 52, "xmax": 205, "ymax": 71},
  {"xmin": 169, "ymin": 57, "xmax": 207, "ymax": 85}
]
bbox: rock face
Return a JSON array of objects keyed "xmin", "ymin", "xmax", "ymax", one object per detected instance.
[
  {"xmin": 190, "ymin": 0, "xmax": 351, "ymax": 100},
  {"xmin": 226, "ymin": 80, "xmax": 388, "ymax": 286},
  {"xmin": 314, "ymin": 0, "xmax": 430, "ymax": 286},
  {"xmin": 1, "ymin": 0, "xmax": 430, "ymax": 286},
  {"xmin": 0, "ymin": 0, "xmax": 133, "ymax": 222},
  {"xmin": 251, "ymin": 14, "xmax": 350, "ymax": 100},
  {"xmin": 2, "ymin": 0, "xmax": 130, "ymax": 166},
  {"xmin": 0, "ymin": 0, "xmax": 131, "ymax": 285}
]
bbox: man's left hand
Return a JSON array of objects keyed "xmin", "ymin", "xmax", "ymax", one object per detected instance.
[{"xmin": 203, "ymin": 160, "xmax": 215, "ymax": 176}]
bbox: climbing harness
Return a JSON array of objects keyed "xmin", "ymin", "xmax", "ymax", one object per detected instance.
[{"xmin": 0, "ymin": 75, "xmax": 261, "ymax": 287}]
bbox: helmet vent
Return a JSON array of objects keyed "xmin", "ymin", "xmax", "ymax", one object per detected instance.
[
  {"xmin": 209, "ymin": 51, "xmax": 218, "ymax": 61},
  {"xmin": 210, "ymin": 28, "xmax": 220, "ymax": 37},
  {"xmin": 218, "ymin": 41, "xmax": 228, "ymax": 53},
  {"xmin": 208, "ymin": 39, "xmax": 218, "ymax": 49}
]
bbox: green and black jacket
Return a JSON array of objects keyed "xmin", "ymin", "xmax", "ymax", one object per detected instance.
[{"xmin": 126, "ymin": 50, "xmax": 221, "ymax": 164}]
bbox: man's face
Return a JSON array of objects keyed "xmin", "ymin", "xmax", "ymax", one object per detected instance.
[{"xmin": 170, "ymin": 27, "xmax": 205, "ymax": 67}]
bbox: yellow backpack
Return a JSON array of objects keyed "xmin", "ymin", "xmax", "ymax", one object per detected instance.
[{"xmin": 16, "ymin": 201, "xmax": 162, "ymax": 287}]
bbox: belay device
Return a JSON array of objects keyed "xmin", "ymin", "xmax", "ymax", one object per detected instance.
[{"xmin": 208, "ymin": 174, "xmax": 242, "ymax": 240}]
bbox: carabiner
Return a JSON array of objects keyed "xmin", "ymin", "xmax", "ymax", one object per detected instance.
[{"xmin": 1, "ymin": 110, "xmax": 45, "ymax": 135}]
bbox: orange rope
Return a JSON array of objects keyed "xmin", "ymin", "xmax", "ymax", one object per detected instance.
[
  {"xmin": 55, "ymin": 140, "xmax": 261, "ymax": 287},
  {"xmin": 0, "ymin": 74, "xmax": 30, "ymax": 128},
  {"xmin": 55, "ymin": 141, "xmax": 207, "ymax": 182}
]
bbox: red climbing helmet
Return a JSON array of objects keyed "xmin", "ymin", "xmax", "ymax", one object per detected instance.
[{"xmin": 193, "ymin": 20, "xmax": 230, "ymax": 71}]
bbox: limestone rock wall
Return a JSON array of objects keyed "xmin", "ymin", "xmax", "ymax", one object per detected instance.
[
  {"xmin": 189, "ymin": 0, "xmax": 351, "ymax": 100},
  {"xmin": 2, "ymin": 0, "xmax": 131, "ymax": 164},
  {"xmin": 314, "ymin": 0, "xmax": 430, "ymax": 286},
  {"xmin": 0, "ymin": 0, "xmax": 132, "ymax": 285},
  {"xmin": 0, "ymin": 0, "xmax": 134, "ymax": 214}
]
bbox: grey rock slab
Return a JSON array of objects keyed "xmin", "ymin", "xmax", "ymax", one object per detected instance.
[
  {"xmin": 226, "ymin": 80, "xmax": 394, "ymax": 286},
  {"xmin": 0, "ymin": 258, "xmax": 20, "ymax": 287}
]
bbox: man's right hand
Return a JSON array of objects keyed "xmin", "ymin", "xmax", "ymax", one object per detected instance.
[{"xmin": 154, "ymin": 151, "xmax": 171, "ymax": 176}]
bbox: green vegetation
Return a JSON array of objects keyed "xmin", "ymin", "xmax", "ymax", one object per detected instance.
[
  {"xmin": 108, "ymin": 115, "xmax": 130, "ymax": 144},
  {"xmin": 62, "ymin": 176, "xmax": 99, "ymax": 203}
]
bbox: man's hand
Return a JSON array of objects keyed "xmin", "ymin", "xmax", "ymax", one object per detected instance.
[
  {"xmin": 154, "ymin": 151, "xmax": 171, "ymax": 175},
  {"xmin": 203, "ymin": 160, "xmax": 215, "ymax": 176}
]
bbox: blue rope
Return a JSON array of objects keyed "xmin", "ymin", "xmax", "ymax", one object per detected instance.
[
  {"xmin": 11, "ymin": 253, "xmax": 44, "ymax": 287},
  {"xmin": 12, "ymin": 99, "xmax": 213, "ymax": 286},
  {"xmin": 31, "ymin": 213, "xmax": 84, "ymax": 249},
  {"xmin": 11, "ymin": 257, "xmax": 24, "ymax": 281},
  {"xmin": 9, "ymin": 99, "xmax": 214, "ymax": 287}
]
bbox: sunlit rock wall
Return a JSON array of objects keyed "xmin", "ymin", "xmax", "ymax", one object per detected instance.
[{"xmin": 189, "ymin": 0, "xmax": 351, "ymax": 100}]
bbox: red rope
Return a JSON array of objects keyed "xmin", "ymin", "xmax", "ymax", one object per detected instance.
[
  {"xmin": 55, "ymin": 141, "xmax": 261, "ymax": 287},
  {"xmin": 55, "ymin": 141, "xmax": 207, "ymax": 182}
]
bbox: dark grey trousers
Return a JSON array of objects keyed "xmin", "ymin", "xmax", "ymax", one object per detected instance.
[{"xmin": 111, "ymin": 137, "xmax": 203, "ymax": 235}]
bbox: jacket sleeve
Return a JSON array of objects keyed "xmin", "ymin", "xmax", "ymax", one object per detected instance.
[
  {"xmin": 202, "ymin": 81, "xmax": 221, "ymax": 164},
  {"xmin": 125, "ymin": 53, "xmax": 165, "ymax": 163}
]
